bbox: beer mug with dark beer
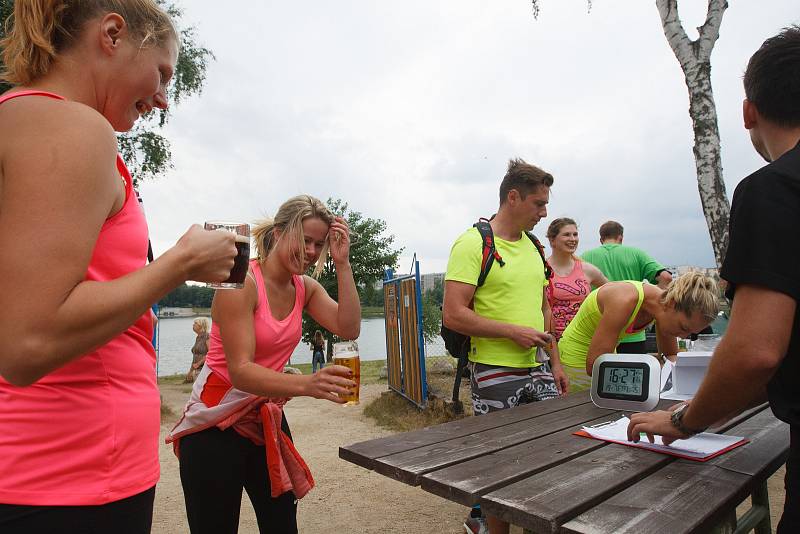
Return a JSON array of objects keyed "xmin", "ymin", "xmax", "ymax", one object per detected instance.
[{"xmin": 204, "ymin": 221, "xmax": 250, "ymax": 289}]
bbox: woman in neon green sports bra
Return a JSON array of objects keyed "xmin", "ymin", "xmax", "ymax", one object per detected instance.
[{"xmin": 558, "ymin": 271, "xmax": 719, "ymax": 392}]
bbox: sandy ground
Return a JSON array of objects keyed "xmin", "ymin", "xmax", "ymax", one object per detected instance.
[
  {"xmin": 154, "ymin": 383, "xmax": 787, "ymax": 534},
  {"xmin": 154, "ymin": 383, "xmax": 470, "ymax": 534}
]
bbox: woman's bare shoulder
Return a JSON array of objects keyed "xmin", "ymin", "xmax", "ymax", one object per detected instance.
[
  {"xmin": 597, "ymin": 281, "xmax": 639, "ymax": 303},
  {"xmin": 3, "ymin": 95, "xmax": 113, "ymax": 135},
  {"xmin": 1, "ymin": 96, "xmax": 118, "ymax": 182}
]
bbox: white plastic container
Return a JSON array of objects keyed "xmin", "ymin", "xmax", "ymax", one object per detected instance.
[
  {"xmin": 691, "ymin": 334, "xmax": 722, "ymax": 352},
  {"xmin": 673, "ymin": 351, "xmax": 713, "ymax": 396}
]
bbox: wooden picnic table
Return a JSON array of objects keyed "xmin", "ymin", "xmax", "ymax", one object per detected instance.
[{"xmin": 339, "ymin": 391, "xmax": 789, "ymax": 533}]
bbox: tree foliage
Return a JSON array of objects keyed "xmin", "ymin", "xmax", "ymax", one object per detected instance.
[
  {"xmin": 420, "ymin": 278, "xmax": 444, "ymax": 343},
  {"xmin": 159, "ymin": 283, "xmax": 214, "ymax": 308},
  {"xmin": 360, "ymin": 281, "xmax": 385, "ymax": 307},
  {"xmin": 0, "ymin": 0, "xmax": 213, "ymax": 186},
  {"xmin": 302, "ymin": 199, "xmax": 403, "ymax": 359}
]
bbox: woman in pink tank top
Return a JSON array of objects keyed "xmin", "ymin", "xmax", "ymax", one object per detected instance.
[
  {"xmin": 0, "ymin": 2, "xmax": 237, "ymax": 533},
  {"xmin": 545, "ymin": 218, "xmax": 608, "ymax": 340},
  {"xmin": 173, "ymin": 195, "xmax": 360, "ymax": 534}
]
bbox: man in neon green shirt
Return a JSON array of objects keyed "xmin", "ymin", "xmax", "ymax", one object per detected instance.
[
  {"xmin": 581, "ymin": 220, "xmax": 672, "ymax": 353},
  {"xmin": 443, "ymin": 158, "xmax": 568, "ymax": 534}
]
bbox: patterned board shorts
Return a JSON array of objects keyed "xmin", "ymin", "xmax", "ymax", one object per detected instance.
[{"xmin": 469, "ymin": 361, "xmax": 559, "ymax": 415}]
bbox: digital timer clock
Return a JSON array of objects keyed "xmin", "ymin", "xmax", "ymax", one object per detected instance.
[{"xmin": 590, "ymin": 353, "xmax": 661, "ymax": 411}]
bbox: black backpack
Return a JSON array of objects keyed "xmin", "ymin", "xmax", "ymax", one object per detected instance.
[{"xmin": 441, "ymin": 218, "xmax": 551, "ymax": 404}]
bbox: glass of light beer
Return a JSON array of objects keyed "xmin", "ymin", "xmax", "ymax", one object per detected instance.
[
  {"xmin": 204, "ymin": 221, "xmax": 250, "ymax": 289},
  {"xmin": 332, "ymin": 340, "xmax": 360, "ymax": 405}
]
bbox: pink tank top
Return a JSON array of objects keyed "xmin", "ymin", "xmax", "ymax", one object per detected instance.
[
  {"xmin": 0, "ymin": 91, "xmax": 158, "ymax": 505},
  {"xmin": 206, "ymin": 259, "xmax": 305, "ymax": 383},
  {"xmin": 547, "ymin": 259, "xmax": 591, "ymax": 340}
]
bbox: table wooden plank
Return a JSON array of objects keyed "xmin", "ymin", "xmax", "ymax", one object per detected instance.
[
  {"xmin": 374, "ymin": 402, "xmax": 616, "ymax": 485},
  {"xmin": 339, "ymin": 391, "xmax": 592, "ymax": 471},
  {"xmin": 561, "ymin": 409, "xmax": 789, "ymax": 534},
  {"xmin": 479, "ymin": 443, "xmax": 673, "ymax": 533},
  {"xmin": 421, "ymin": 417, "xmax": 618, "ymax": 506}
]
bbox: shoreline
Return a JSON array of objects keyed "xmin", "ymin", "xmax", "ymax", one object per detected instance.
[{"xmin": 157, "ymin": 307, "xmax": 386, "ymax": 319}]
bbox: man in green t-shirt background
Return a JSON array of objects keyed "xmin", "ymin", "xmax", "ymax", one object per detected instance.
[
  {"xmin": 581, "ymin": 220, "xmax": 673, "ymax": 353},
  {"xmin": 443, "ymin": 158, "xmax": 568, "ymax": 534}
]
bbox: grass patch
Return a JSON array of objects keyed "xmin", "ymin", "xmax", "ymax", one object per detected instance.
[
  {"xmin": 362, "ymin": 356, "xmax": 473, "ymax": 432},
  {"xmin": 158, "ymin": 373, "xmax": 187, "ymax": 385},
  {"xmin": 364, "ymin": 390, "xmax": 467, "ymax": 432},
  {"xmin": 362, "ymin": 306, "xmax": 384, "ymax": 318},
  {"xmin": 160, "ymin": 395, "xmax": 175, "ymax": 422}
]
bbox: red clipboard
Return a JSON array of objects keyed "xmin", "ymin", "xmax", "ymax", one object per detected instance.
[{"xmin": 574, "ymin": 430, "xmax": 749, "ymax": 462}]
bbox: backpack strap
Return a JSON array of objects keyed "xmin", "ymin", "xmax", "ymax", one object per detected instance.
[
  {"xmin": 473, "ymin": 218, "xmax": 551, "ymax": 286},
  {"xmin": 474, "ymin": 219, "xmax": 504, "ymax": 287},
  {"xmin": 525, "ymin": 231, "xmax": 553, "ymax": 280}
]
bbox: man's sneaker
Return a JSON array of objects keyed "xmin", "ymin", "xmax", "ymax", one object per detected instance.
[{"xmin": 463, "ymin": 516, "xmax": 488, "ymax": 534}]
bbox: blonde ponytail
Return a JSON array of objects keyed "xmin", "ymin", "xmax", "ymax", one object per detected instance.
[
  {"xmin": 1, "ymin": 0, "xmax": 66, "ymax": 85},
  {"xmin": 661, "ymin": 271, "xmax": 720, "ymax": 321},
  {"xmin": 1, "ymin": 0, "xmax": 176, "ymax": 86}
]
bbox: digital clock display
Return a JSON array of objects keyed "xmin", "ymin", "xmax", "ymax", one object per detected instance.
[
  {"xmin": 601, "ymin": 366, "xmax": 643, "ymax": 396},
  {"xmin": 596, "ymin": 361, "xmax": 650, "ymax": 402}
]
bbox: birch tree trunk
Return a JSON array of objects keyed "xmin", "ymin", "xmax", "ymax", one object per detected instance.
[{"xmin": 656, "ymin": 0, "xmax": 730, "ymax": 268}]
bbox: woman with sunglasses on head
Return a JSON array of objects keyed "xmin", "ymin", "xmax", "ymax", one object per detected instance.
[
  {"xmin": 545, "ymin": 217, "xmax": 608, "ymax": 341},
  {"xmin": 168, "ymin": 195, "xmax": 360, "ymax": 534},
  {"xmin": 0, "ymin": 1, "xmax": 237, "ymax": 532}
]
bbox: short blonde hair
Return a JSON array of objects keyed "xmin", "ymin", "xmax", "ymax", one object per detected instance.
[
  {"xmin": 1, "ymin": 0, "xmax": 177, "ymax": 85},
  {"xmin": 193, "ymin": 318, "xmax": 209, "ymax": 333},
  {"xmin": 661, "ymin": 271, "xmax": 719, "ymax": 321},
  {"xmin": 252, "ymin": 195, "xmax": 334, "ymax": 278}
]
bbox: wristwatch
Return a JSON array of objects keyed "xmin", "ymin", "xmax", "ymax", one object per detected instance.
[{"xmin": 670, "ymin": 403, "xmax": 706, "ymax": 436}]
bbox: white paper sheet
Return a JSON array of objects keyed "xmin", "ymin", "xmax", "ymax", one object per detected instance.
[{"xmin": 581, "ymin": 416, "xmax": 745, "ymax": 460}]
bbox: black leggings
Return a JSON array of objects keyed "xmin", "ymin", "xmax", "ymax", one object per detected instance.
[
  {"xmin": 179, "ymin": 419, "xmax": 298, "ymax": 534},
  {"xmin": 0, "ymin": 486, "xmax": 155, "ymax": 534}
]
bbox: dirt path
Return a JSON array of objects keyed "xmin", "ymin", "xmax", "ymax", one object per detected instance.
[
  {"xmin": 154, "ymin": 383, "xmax": 469, "ymax": 534},
  {"xmin": 154, "ymin": 383, "xmax": 787, "ymax": 533}
]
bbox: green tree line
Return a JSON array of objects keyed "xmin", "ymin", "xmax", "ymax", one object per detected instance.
[{"xmin": 159, "ymin": 284, "xmax": 214, "ymax": 308}]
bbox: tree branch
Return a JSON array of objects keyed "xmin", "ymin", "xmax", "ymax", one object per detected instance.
[
  {"xmin": 656, "ymin": 0, "xmax": 695, "ymax": 68},
  {"xmin": 696, "ymin": 0, "xmax": 728, "ymax": 60}
]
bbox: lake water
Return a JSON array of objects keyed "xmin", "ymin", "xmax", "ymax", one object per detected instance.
[{"xmin": 155, "ymin": 316, "xmax": 390, "ymax": 376}]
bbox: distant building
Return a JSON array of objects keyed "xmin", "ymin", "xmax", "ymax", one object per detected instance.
[
  {"xmin": 158, "ymin": 307, "xmax": 194, "ymax": 318},
  {"xmin": 666, "ymin": 266, "xmax": 719, "ymax": 279},
  {"xmin": 420, "ymin": 272, "xmax": 444, "ymax": 293},
  {"xmin": 375, "ymin": 271, "xmax": 444, "ymax": 293}
]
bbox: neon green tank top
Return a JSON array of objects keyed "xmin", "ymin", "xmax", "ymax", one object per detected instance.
[{"xmin": 558, "ymin": 281, "xmax": 647, "ymax": 369}]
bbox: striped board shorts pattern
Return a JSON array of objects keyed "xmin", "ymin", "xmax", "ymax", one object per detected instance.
[{"xmin": 469, "ymin": 361, "xmax": 559, "ymax": 415}]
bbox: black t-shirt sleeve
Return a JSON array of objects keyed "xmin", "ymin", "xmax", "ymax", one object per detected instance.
[{"xmin": 721, "ymin": 171, "xmax": 800, "ymax": 302}]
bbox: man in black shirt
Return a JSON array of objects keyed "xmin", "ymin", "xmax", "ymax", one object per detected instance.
[{"xmin": 627, "ymin": 25, "xmax": 800, "ymax": 533}]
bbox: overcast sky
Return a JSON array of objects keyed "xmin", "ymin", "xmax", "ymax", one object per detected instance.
[{"xmin": 139, "ymin": 1, "xmax": 799, "ymax": 275}]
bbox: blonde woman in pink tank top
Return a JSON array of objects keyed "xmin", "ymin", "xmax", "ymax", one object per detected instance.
[
  {"xmin": 545, "ymin": 218, "xmax": 608, "ymax": 340},
  {"xmin": 173, "ymin": 195, "xmax": 360, "ymax": 534},
  {"xmin": 0, "ymin": 2, "xmax": 237, "ymax": 533}
]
